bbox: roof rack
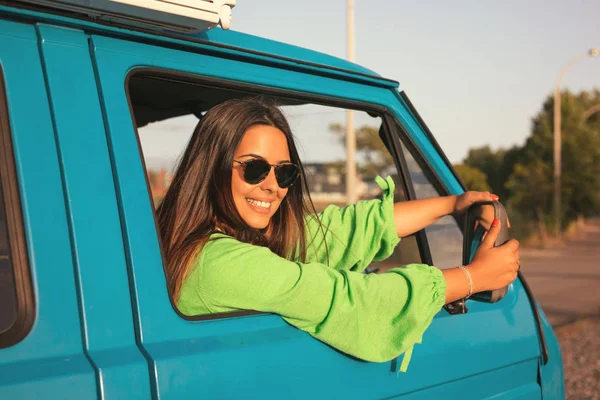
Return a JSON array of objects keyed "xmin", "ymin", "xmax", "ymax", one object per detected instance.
[{"xmin": 15, "ymin": 0, "xmax": 236, "ymax": 32}]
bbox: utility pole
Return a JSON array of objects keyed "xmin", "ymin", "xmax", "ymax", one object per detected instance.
[
  {"xmin": 553, "ymin": 48, "xmax": 599, "ymax": 238},
  {"xmin": 345, "ymin": 0, "xmax": 357, "ymax": 204}
]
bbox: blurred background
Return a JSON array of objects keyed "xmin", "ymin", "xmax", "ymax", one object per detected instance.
[{"xmin": 142, "ymin": 1, "xmax": 600, "ymax": 397}]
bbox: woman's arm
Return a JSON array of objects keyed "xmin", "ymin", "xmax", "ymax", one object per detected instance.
[
  {"xmin": 187, "ymin": 234, "xmax": 447, "ymax": 366},
  {"xmin": 393, "ymin": 191, "xmax": 499, "ymax": 237},
  {"xmin": 179, "ymin": 220, "xmax": 519, "ymax": 371},
  {"xmin": 303, "ymin": 176, "xmax": 400, "ymax": 271}
]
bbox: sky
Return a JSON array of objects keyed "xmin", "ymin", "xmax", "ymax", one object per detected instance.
[
  {"xmin": 139, "ymin": 0, "xmax": 600, "ymax": 170},
  {"xmin": 230, "ymin": 0, "xmax": 600, "ymax": 163}
]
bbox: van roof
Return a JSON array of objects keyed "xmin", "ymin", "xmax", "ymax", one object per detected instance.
[
  {"xmin": 0, "ymin": 3, "xmax": 399, "ymax": 88},
  {"xmin": 196, "ymin": 28, "xmax": 395, "ymax": 85}
]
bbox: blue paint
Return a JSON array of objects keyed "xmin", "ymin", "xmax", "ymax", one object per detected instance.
[
  {"xmin": 37, "ymin": 23, "xmax": 152, "ymax": 399},
  {"xmin": 0, "ymin": 18, "xmax": 96, "ymax": 399},
  {"xmin": 538, "ymin": 304, "xmax": 566, "ymax": 399},
  {"xmin": 0, "ymin": 3, "xmax": 563, "ymax": 399}
]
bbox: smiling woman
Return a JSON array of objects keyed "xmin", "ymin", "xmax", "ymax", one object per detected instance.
[
  {"xmin": 157, "ymin": 97, "xmax": 448, "ymax": 369},
  {"xmin": 156, "ymin": 98, "xmax": 314, "ymax": 303},
  {"xmin": 145, "ymin": 93, "xmax": 519, "ymax": 372}
]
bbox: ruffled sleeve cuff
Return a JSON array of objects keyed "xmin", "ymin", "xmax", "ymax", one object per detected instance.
[
  {"xmin": 373, "ymin": 175, "xmax": 401, "ymax": 256},
  {"xmin": 393, "ymin": 265, "xmax": 447, "ymax": 373}
]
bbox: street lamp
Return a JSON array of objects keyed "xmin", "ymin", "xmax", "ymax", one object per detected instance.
[
  {"xmin": 553, "ymin": 48, "xmax": 599, "ymax": 238},
  {"xmin": 581, "ymin": 103, "xmax": 600, "ymax": 123},
  {"xmin": 345, "ymin": 0, "xmax": 357, "ymax": 204}
]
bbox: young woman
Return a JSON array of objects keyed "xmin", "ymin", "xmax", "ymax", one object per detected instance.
[{"xmin": 157, "ymin": 97, "xmax": 520, "ymax": 371}]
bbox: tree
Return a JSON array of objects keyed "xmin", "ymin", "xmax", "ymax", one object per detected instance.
[
  {"xmin": 328, "ymin": 123, "xmax": 395, "ymax": 177},
  {"xmin": 463, "ymin": 145, "xmax": 524, "ymax": 200},
  {"xmin": 505, "ymin": 160, "xmax": 553, "ymax": 240},
  {"xmin": 453, "ymin": 164, "xmax": 491, "ymax": 192},
  {"xmin": 518, "ymin": 90, "xmax": 600, "ymax": 226},
  {"xmin": 464, "ymin": 89, "xmax": 600, "ymax": 234}
]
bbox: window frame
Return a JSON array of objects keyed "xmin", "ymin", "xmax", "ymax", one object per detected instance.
[
  {"xmin": 381, "ymin": 116, "xmax": 436, "ymax": 266},
  {"xmin": 126, "ymin": 68, "xmax": 439, "ymax": 321},
  {"xmin": 398, "ymin": 91, "xmax": 468, "ymax": 193},
  {"xmin": 125, "ymin": 69, "xmax": 475, "ymax": 323},
  {"xmin": 382, "ymin": 95, "xmax": 472, "ymax": 267},
  {"xmin": 0, "ymin": 65, "xmax": 35, "ymax": 348}
]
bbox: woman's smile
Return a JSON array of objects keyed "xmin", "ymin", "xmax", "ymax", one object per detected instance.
[{"xmin": 245, "ymin": 197, "xmax": 273, "ymax": 213}]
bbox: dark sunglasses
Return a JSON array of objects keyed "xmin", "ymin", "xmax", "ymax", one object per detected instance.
[{"xmin": 234, "ymin": 158, "xmax": 300, "ymax": 188}]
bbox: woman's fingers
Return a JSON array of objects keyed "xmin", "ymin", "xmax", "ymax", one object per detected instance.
[
  {"xmin": 481, "ymin": 218, "xmax": 501, "ymax": 249},
  {"xmin": 462, "ymin": 190, "xmax": 500, "ymax": 205},
  {"xmin": 505, "ymin": 238, "xmax": 520, "ymax": 251},
  {"xmin": 456, "ymin": 191, "xmax": 498, "ymax": 214},
  {"xmin": 469, "ymin": 220, "xmax": 522, "ymax": 291},
  {"xmin": 471, "ymin": 191, "xmax": 496, "ymax": 202}
]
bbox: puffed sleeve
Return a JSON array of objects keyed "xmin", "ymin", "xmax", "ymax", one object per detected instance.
[
  {"xmin": 178, "ymin": 234, "xmax": 446, "ymax": 370},
  {"xmin": 304, "ymin": 176, "xmax": 400, "ymax": 271}
]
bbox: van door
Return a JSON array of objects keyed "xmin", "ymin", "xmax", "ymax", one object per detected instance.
[
  {"xmin": 91, "ymin": 34, "xmax": 409, "ymax": 399},
  {"xmin": 383, "ymin": 95, "xmax": 543, "ymax": 398},
  {"xmin": 90, "ymin": 32, "xmax": 542, "ymax": 399},
  {"xmin": 0, "ymin": 20, "xmax": 97, "ymax": 398},
  {"xmin": 35, "ymin": 24, "xmax": 152, "ymax": 399}
]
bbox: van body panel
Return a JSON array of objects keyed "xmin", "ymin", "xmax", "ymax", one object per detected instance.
[
  {"xmin": 197, "ymin": 28, "xmax": 381, "ymax": 78},
  {"xmin": 90, "ymin": 33, "xmax": 543, "ymax": 399},
  {"xmin": 538, "ymin": 306, "xmax": 565, "ymax": 398},
  {"xmin": 387, "ymin": 360, "xmax": 541, "ymax": 399},
  {"xmin": 393, "ymin": 92, "xmax": 464, "ymax": 194},
  {"xmin": 389, "ymin": 92, "xmax": 460, "ymax": 195},
  {"xmin": 0, "ymin": 19, "xmax": 97, "ymax": 398},
  {"xmin": 36, "ymin": 23, "xmax": 152, "ymax": 399}
]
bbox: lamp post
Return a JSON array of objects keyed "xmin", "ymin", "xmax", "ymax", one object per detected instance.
[
  {"xmin": 553, "ymin": 48, "xmax": 599, "ymax": 238},
  {"xmin": 581, "ymin": 103, "xmax": 600, "ymax": 123},
  {"xmin": 345, "ymin": 0, "xmax": 357, "ymax": 204}
]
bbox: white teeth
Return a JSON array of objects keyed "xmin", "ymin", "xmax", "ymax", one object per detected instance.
[{"xmin": 246, "ymin": 198, "xmax": 271, "ymax": 209}]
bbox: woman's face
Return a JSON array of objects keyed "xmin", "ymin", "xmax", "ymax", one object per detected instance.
[{"xmin": 232, "ymin": 125, "xmax": 291, "ymax": 230}]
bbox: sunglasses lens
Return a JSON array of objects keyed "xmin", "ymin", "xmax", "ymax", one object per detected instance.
[
  {"xmin": 275, "ymin": 164, "xmax": 300, "ymax": 188},
  {"xmin": 243, "ymin": 159, "xmax": 271, "ymax": 184}
]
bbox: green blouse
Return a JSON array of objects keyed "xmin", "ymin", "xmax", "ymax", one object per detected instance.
[{"xmin": 177, "ymin": 176, "xmax": 447, "ymax": 372}]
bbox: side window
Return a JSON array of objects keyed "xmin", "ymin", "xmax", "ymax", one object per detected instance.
[
  {"xmin": 400, "ymin": 141, "xmax": 463, "ymax": 269},
  {"xmin": 0, "ymin": 70, "xmax": 34, "ymax": 347},
  {"xmin": 129, "ymin": 73, "xmax": 423, "ymax": 318},
  {"xmin": 0, "ymin": 176, "xmax": 17, "ymax": 337}
]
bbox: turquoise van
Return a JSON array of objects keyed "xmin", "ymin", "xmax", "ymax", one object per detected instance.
[{"xmin": 0, "ymin": 1, "xmax": 563, "ymax": 398}]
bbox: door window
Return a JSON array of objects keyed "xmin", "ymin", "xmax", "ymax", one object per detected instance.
[
  {"xmin": 0, "ymin": 175, "xmax": 17, "ymax": 337},
  {"xmin": 399, "ymin": 140, "xmax": 463, "ymax": 269},
  {"xmin": 129, "ymin": 73, "xmax": 423, "ymax": 317},
  {"xmin": 0, "ymin": 68, "xmax": 34, "ymax": 347}
]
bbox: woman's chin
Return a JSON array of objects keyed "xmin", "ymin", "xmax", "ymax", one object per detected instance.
[
  {"xmin": 243, "ymin": 215, "xmax": 270, "ymax": 230},
  {"xmin": 240, "ymin": 202, "xmax": 276, "ymax": 230}
]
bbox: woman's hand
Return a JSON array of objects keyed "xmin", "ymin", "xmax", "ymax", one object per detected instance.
[
  {"xmin": 467, "ymin": 218, "xmax": 520, "ymax": 293},
  {"xmin": 453, "ymin": 191, "xmax": 499, "ymax": 215},
  {"xmin": 441, "ymin": 213, "xmax": 519, "ymax": 303}
]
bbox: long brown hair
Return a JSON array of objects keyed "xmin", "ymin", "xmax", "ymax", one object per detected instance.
[{"xmin": 157, "ymin": 97, "xmax": 318, "ymax": 302}]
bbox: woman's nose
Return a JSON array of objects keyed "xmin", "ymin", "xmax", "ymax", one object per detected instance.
[{"xmin": 259, "ymin": 167, "xmax": 278, "ymax": 192}]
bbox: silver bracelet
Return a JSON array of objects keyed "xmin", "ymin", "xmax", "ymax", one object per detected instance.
[{"xmin": 458, "ymin": 266, "xmax": 473, "ymax": 299}]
